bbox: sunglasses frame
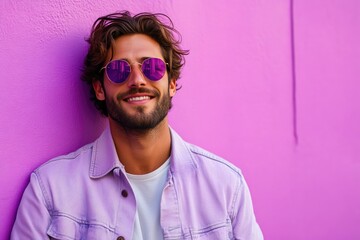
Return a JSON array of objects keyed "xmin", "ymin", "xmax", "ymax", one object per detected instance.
[{"xmin": 100, "ymin": 57, "xmax": 168, "ymax": 84}]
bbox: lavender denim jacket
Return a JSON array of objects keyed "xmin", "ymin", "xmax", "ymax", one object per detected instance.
[{"xmin": 11, "ymin": 126, "xmax": 263, "ymax": 239}]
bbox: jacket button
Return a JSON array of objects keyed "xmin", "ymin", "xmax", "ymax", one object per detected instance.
[
  {"xmin": 121, "ymin": 190, "xmax": 128, "ymax": 198},
  {"xmin": 117, "ymin": 236, "xmax": 125, "ymax": 240}
]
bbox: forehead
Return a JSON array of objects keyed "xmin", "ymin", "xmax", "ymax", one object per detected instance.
[{"xmin": 109, "ymin": 34, "xmax": 163, "ymax": 61}]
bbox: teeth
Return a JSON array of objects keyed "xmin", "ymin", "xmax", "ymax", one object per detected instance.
[{"xmin": 127, "ymin": 96, "xmax": 150, "ymax": 102}]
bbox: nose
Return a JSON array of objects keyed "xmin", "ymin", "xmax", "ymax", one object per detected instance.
[{"xmin": 126, "ymin": 64, "xmax": 147, "ymax": 88}]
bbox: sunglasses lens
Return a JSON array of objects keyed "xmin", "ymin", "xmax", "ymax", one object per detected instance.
[
  {"xmin": 106, "ymin": 60, "xmax": 131, "ymax": 83},
  {"xmin": 141, "ymin": 58, "xmax": 166, "ymax": 81}
]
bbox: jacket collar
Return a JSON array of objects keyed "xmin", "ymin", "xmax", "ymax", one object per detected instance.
[
  {"xmin": 89, "ymin": 126, "xmax": 122, "ymax": 178},
  {"xmin": 89, "ymin": 125, "xmax": 196, "ymax": 178}
]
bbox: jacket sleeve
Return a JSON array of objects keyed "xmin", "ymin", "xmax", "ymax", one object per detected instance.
[
  {"xmin": 231, "ymin": 175, "xmax": 264, "ymax": 240},
  {"xmin": 11, "ymin": 172, "xmax": 51, "ymax": 240}
]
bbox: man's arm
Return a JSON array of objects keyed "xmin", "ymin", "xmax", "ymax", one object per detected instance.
[
  {"xmin": 11, "ymin": 173, "xmax": 51, "ymax": 240},
  {"xmin": 231, "ymin": 175, "xmax": 264, "ymax": 240}
]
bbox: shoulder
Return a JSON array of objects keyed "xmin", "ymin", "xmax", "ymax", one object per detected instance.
[
  {"xmin": 170, "ymin": 128, "xmax": 243, "ymax": 181},
  {"xmin": 25, "ymin": 142, "xmax": 95, "ymax": 212},
  {"xmin": 184, "ymin": 142, "xmax": 245, "ymax": 189},
  {"xmin": 172, "ymin": 139, "xmax": 248, "ymax": 218},
  {"xmin": 34, "ymin": 142, "xmax": 94, "ymax": 179},
  {"xmin": 188, "ymin": 143, "xmax": 242, "ymax": 175}
]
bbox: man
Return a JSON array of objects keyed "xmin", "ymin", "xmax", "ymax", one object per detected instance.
[{"xmin": 12, "ymin": 11, "xmax": 263, "ymax": 239}]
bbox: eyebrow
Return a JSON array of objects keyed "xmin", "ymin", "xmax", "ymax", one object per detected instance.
[{"xmin": 110, "ymin": 56, "xmax": 151, "ymax": 63}]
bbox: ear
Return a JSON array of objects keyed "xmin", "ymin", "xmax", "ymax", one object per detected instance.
[
  {"xmin": 92, "ymin": 80, "xmax": 105, "ymax": 100},
  {"xmin": 169, "ymin": 78, "xmax": 176, "ymax": 97}
]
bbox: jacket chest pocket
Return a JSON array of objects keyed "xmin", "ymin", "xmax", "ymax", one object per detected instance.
[
  {"xmin": 165, "ymin": 221, "xmax": 233, "ymax": 240},
  {"xmin": 47, "ymin": 215, "xmax": 116, "ymax": 240}
]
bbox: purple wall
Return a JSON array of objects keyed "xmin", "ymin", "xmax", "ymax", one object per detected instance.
[{"xmin": 1, "ymin": 0, "xmax": 359, "ymax": 239}]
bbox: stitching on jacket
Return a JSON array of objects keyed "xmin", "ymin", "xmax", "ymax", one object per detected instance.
[
  {"xmin": 33, "ymin": 171, "xmax": 53, "ymax": 214},
  {"xmin": 187, "ymin": 144, "xmax": 242, "ymax": 176},
  {"xmin": 49, "ymin": 211, "xmax": 119, "ymax": 234}
]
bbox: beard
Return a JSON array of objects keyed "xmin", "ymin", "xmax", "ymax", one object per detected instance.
[{"xmin": 105, "ymin": 87, "xmax": 172, "ymax": 131}]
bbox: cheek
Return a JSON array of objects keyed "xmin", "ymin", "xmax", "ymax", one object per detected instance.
[{"xmin": 103, "ymin": 80, "xmax": 121, "ymax": 94}]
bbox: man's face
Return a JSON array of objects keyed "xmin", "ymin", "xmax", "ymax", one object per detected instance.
[{"xmin": 93, "ymin": 34, "xmax": 176, "ymax": 130}]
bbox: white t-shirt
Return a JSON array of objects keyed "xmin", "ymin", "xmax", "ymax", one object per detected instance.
[{"xmin": 126, "ymin": 159, "xmax": 170, "ymax": 240}]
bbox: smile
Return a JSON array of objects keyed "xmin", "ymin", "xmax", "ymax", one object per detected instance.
[{"xmin": 125, "ymin": 95, "xmax": 153, "ymax": 102}]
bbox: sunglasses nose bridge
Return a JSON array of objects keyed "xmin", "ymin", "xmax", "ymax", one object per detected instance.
[{"xmin": 126, "ymin": 62, "xmax": 147, "ymax": 87}]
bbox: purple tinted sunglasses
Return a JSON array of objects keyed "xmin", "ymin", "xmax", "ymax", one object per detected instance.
[{"xmin": 101, "ymin": 57, "xmax": 167, "ymax": 84}]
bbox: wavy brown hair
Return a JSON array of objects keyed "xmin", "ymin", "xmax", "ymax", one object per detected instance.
[{"xmin": 81, "ymin": 11, "xmax": 189, "ymax": 116}]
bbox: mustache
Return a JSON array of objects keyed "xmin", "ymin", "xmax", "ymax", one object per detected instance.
[{"xmin": 117, "ymin": 87, "xmax": 160, "ymax": 100}]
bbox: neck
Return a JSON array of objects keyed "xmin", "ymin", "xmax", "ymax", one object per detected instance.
[{"xmin": 109, "ymin": 118, "xmax": 172, "ymax": 175}]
